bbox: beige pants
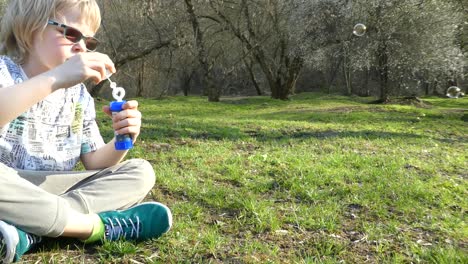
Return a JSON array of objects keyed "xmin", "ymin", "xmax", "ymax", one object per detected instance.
[{"xmin": 0, "ymin": 159, "xmax": 155, "ymax": 237}]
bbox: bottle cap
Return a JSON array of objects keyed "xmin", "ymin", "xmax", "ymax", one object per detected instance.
[{"xmin": 109, "ymin": 100, "xmax": 126, "ymax": 112}]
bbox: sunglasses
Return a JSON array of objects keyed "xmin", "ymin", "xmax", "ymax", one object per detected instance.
[{"xmin": 47, "ymin": 20, "xmax": 99, "ymax": 51}]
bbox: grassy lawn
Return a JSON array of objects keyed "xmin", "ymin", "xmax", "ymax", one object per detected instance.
[{"xmin": 26, "ymin": 93, "xmax": 466, "ymax": 263}]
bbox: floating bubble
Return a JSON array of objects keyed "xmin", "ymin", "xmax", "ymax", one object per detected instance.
[
  {"xmin": 446, "ymin": 86, "xmax": 463, "ymax": 98},
  {"xmin": 353, "ymin": 23, "xmax": 367, "ymax": 37}
]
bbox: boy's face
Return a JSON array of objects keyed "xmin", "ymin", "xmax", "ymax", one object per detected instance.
[{"xmin": 27, "ymin": 8, "xmax": 96, "ymax": 73}]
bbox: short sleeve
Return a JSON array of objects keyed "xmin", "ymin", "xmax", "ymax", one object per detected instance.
[
  {"xmin": 80, "ymin": 86, "xmax": 105, "ymax": 154},
  {"xmin": 0, "ymin": 56, "xmax": 24, "ymax": 131},
  {"xmin": 0, "ymin": 56, "xmax": 20, "ymax": 89}
]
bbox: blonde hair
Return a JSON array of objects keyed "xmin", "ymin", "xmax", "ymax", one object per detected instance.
[{"xmin": 0, "ymin": 0, "xmax": 101, "ymax": 64}]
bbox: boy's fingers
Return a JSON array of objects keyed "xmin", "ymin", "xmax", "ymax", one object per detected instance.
[
  {"xmin": 112, "ymin": 109, "xmax": 141, "ymax": 122},
  {"xmin": 123, "ymin": 100, "xmax": 138, "ymax": 109},
  {"xmin": 80, "ymin": 53, "xmax": 115, "ymax": 77},
  {"xmin": 102, "ymin": 105, "xmax": 112, "ymax": 117}
]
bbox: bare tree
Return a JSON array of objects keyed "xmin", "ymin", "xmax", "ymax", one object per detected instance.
[
  {"xmin": 93, "ymin": 0, "xmax": 177, "ymax": 97},
  {"xmin": 203, "ymin": 0, "xmax": 303, "ymax": 100},
  {"xmin": 293, "ymin": 0, "xmax": 466, "ymax": 100},
  {"xmin": 184, "ymin": 0, "xmax": 220, "ymax": 102}
]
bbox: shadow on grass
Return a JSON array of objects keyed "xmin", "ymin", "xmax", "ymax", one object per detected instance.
[
  {"xmin": 249, "ymin": 110, "xmax": 422, "ymax": 124},
  {"xmin": 133, "ymin": 118, "xmax": 461, "ymax": 143},
  {"xmin": 27, "ymin": 237, "xmax": 98, "ymax": 262}
]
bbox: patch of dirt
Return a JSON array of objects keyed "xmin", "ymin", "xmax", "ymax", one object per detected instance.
[
  {"xmin": 144, "ymin": 142, "xmax": 173, "ymax": 152},
  {"xmin": 314, "ymin": 106, "xmax": 368, "ymax": 113},
  {"xmin": 369, "ymin": 96, "xmax": 433, "ymax": 108},
  {"xmin": 234, "ymin": 141, "xmax": 261, "ymax": 153}
]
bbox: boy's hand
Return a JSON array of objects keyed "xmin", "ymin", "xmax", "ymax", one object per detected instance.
[
  {"xmin": 46, "ymin": 52, "xmax": 116, "ymax": 90},
  {"xmin": 102, "ymin": 100, "xmax": 142, "ymax": 143}
]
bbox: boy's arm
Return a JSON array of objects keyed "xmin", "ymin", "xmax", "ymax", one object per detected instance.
[
  {"xmin": 0, "ymin": 53, "xmax": 115, "ymax": 127},
  {"xmin": 80, "ymin": 100, "xmax": 141, "ymax": 170},
  {"xmin": 0, "ymin": 74, "xmax": 56, "ymax": 127},
  {"xmin": 80, "ymin": 138, "xmax": 128, "ymax": 170}
]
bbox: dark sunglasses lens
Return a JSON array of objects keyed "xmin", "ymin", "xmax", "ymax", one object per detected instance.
[
  {"xmin": 85, "ymin": 38, "xmax": 99, "ymax": 51},
  {"xmin": 64, "ymin": 27, "xmax": 82, "ymax": 43}
]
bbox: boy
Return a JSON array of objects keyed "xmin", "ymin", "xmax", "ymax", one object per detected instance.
[{"xmin": 0, "ymin": 0, "xmax": 172, "ymax": 263}]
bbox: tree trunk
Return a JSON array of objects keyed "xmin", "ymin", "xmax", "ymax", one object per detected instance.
[
  {"xmin": 182, "ymin": 71, "xmax": 194, "ymax": 96},
  {"xmin": 244, "ymin": 58, "xmax": 262, "ymax": 95},
  {"xmin": 136, "ymin": 59, "xmax": 144, "ymax": 97},
  {"xmin": 328, "ymin": 56, "xmax": 343, "ymax": 94},
  {"xmin": 377, "ymin": 42, "xmax": 390, "ymax": 101},
  {"xmin": 269, "ymin": 56, "xmax": 302, "ymax": 100},
  {"xmin": 364, "ymin": 68, "xmax": 370, "ymax": 96},
  {"xmin": 424, "ymin": 81, "xmax": 430, "ymax": 96},
  {"xmin": 185, "ymin": 0, "xmax": 220, "ymax": 102},
  {"xmin": 285, "ymin": 56, "xmax": 303, "ymax": 97},
  {"xmin": 343, "ymin": 58, "xmax": 352, "ymax": 95},
  {"xmin": 342, "ymin": 45, "xmax": 352, "ymax": 95},
  {"xmin": 206, "ymin": 75, "xmax": 219, "ymax": 102}
]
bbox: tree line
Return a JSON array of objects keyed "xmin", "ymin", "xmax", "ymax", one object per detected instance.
[{"xmin": 1, "ymin": 0, "xmax": 467, "ymax": 101}]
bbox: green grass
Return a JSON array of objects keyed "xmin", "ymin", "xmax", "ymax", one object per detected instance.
[{"xmin": 25, "ymin": 93, "xmax": 467, "ymax": 263}]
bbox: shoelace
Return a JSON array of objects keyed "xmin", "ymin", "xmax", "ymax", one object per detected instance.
[
  {"xmin": 25, "ymin": 234, "xmax": 41, "ymax": 248},
  {"xmin": 104, "ymin": 216, "xmax": 141, "ymax": 241}
]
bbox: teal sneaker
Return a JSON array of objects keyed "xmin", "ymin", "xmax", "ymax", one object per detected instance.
[
  {"xmin": 0, "ymin": 220, "xmax": 41, "ymax": 263},
  {"xmin": 98, "ymin": 202, "xmax": 172, "ymax": 242}
]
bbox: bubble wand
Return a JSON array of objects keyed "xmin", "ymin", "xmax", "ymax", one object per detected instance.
[{"xmin": 106, "ymin": 72, "xmax": 133, "ymax": 150}]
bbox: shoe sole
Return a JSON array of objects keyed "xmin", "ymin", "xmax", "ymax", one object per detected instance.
[{"xmin": 0, "ymin": 221, "xmax": 19, "ymax": 264}]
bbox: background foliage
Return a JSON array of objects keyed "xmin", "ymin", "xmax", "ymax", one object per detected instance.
[
  {"xmin": 0, "ymin": 0, "xmax": 466, "ymax": 100},
  {"xmin": 94, "ymin": 0, "xmax": 467, "ymax": 101}
]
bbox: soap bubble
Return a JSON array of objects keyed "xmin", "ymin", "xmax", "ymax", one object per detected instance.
[
  {"xmin": 446, "ymin": 86, "xmax": 463, "ymax": 98},
  {"xmin": 353, "ymin": 23, "xmax": 367, "ymax": 37}
]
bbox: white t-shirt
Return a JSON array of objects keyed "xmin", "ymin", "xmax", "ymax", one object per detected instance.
[{"xmin": 0, "ymin": 56, "xmax": 105, "ymax": 171}]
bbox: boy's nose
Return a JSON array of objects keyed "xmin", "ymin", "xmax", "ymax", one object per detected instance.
[{"xmin": 72, "ymin": 39, "xmax": 87, "ymax": 53}]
